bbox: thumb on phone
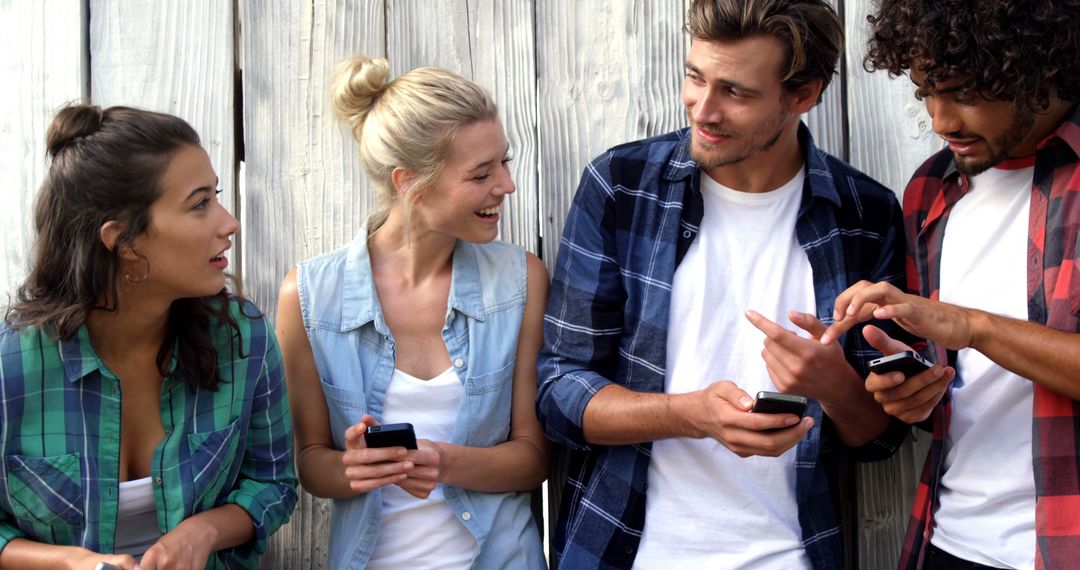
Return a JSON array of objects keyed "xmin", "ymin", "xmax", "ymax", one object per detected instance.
[
  {"xmin": 861, "ymin": 324, "xmax": 911, "ymax": 356},
  {"xmin": 344, "ymin": 415, "xmax": 379, "ymax": 451}
]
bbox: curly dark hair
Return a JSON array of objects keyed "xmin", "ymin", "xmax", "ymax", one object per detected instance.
[{"xmin": 865, "ymin": 0, "xmax": 1080, "ymax": 112}]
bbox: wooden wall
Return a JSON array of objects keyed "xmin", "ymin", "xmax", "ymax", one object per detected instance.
[{"xmin": 0, "ymin": 1, "xmax": 942, "ymax": 568}]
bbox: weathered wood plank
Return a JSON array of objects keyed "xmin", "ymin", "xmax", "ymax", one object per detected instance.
[
  {"xmin": 844, "ymin": 1, "xmax": 940, "ymax": 568},
  {"xmin": 241, "ymin": 1, "xmax": 384, "ymax": 567},
  {"xmin": 803, "ymin": 0, "xmax": 846, "ymax": 158},
  {"xmin": 537, "ymin": 0, "xmax": 687, "ymax": 267},
  {"xmin": 386, "ymin": 0, "xmax": 539, "ymax": 254},
  {"xmin": 0, "ymin": 0, "xmax": 87, "ymax": 296},
  {"xmin": 89, "ymin": 0, "xmax": 236, "ymax": 232}
]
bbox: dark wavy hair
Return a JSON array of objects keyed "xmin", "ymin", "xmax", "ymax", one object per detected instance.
[
  {"xmin": 685, "ymin": 0, "xmax": 844, "ymax": 103},
  {"xmin": 865, "ymin": 0, "xmax": 1080, "ymax": 112},
  {"xmin": 5, "ymin": 104, "xmax": 246, "ymax": 391}
]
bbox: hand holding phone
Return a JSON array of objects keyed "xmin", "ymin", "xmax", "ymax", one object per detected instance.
[
  {"xmin": 751, "ymin": 391, "xmax": 808, "ymax": 418},
  {"xmin": 364, "ymin": 422, "xmax": 418, "ymax": 450},
  {"xmin": 867, "ymin": 350, "xmax": 931, "ymax": 377}
]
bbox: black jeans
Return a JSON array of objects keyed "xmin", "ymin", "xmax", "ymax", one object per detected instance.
[{"xmin": 924, "ymin": 543, "xmax": 1009, "ymax": 570}]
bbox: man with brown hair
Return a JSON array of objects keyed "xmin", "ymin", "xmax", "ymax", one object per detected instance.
[
  {"xmin": 537, "ymin": 0, "xmax": 907, "ymax": 568},
  {"xmin": 822, "ymin": 1, "xmax": 1080, "ymax": 568}
]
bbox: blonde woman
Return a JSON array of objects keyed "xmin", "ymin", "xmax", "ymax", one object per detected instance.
[{"xmin": 276, "ymin": 56, "xmax": 548, "ymax": 569}]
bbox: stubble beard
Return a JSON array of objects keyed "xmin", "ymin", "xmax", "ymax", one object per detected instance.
[
  {"xmin": 953, "ymin": 108, "xmax": 1037, "ymax": 176},
  {"xmin": 690, "ymin": 108, "xmax": 790, "ymax": 170}
]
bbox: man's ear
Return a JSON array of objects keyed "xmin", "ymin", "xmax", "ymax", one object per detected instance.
[
  {"xmin": 99, "ymin": 221, "xmax": 137, "ymax": 260},
  {"xmin": 790, "ymin": 79, "xmax": 824, "ymax": 114}
]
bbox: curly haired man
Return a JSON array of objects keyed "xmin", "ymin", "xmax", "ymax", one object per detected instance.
[{"xmin": 821, "ymin": 1, "xmax": 1080, "ymax": 568}]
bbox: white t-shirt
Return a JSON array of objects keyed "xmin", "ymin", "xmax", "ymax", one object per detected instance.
[
  {"xmin": 931, "ymin": 162, "xmax": 1035, "ymax": 569},
  {"xmin": 634, "ymin": 169, "xmax": 814, "ymax": 569},
  {"xmin": 367, "ymin": 367, "xmax": 479, "ymax": 570}
]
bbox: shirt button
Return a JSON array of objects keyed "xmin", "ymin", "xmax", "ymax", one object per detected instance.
[
  {"xmin": 155, "ymin": 477, "xmax": 163, "ymax": 486},
  {"xmin": 448, "ymin": 310, "xmax": 455, "ymax": 320},
  {"xmin": 454, "ymin": 358, "xmax": 465, "ymax": 368},
  {"xmin": 461, "ymin": 511, "xmax": 472, "ymax": 521}
]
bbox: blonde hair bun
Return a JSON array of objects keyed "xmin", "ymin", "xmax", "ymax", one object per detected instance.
[{"xmin": 331, "ymin": 55, "xmax": 390, "ymax": 130}]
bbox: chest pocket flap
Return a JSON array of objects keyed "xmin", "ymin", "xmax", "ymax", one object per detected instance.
[
  {"xmin": 186, "ymin": 418, "xmax": 243, "ymax": 506},
  {"xmin": 4, "ymin": 452, "xmax": 84, "ymax": 528}
]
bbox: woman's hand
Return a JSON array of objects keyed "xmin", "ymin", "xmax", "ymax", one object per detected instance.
[
  {"xmin": 396, "ymin": 440, "xmax": 446, "ymax": 499},
  {"xmin": 137, "ymin": 519, "xmax": 214, "ymax": 570},
  {"xmin": 65, "ymin": 549, "xmax": 136, "ymax": 570},
  {"xmin": 341, "ymin": 415, "xmax": 415, "ymax": 493}
]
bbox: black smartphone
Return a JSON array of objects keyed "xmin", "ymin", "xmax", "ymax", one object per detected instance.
[
  {"xmin": 751, "ymin": 391, "xmax": 808, "ymax": 418},
  {"xmin": 364, "ymin": 422, "xmax": 418, "ymax": 450},
  {"xmin": 867, "ymin": 350, "xmax": 932, "ymax": 376}
]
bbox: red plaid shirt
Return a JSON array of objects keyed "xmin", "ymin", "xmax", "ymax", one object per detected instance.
[{"xmin": 898, "ymin": 104, "xmax": 1080, "ymax": 569}]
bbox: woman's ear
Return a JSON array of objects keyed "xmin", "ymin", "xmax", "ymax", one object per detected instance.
[
  {"xmin": 390, "ymin": 166, "xmax": 417, "ymax": 199},
  {"xmin": 99, "ymin": 221, "xmax": 137, "ymax": 260}
]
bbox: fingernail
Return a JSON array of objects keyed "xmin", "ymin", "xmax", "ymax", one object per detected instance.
[
  {"xmin": 892, "ymin": 373, "xmax": 904, "ymax": 385},
  {"xmin": 846, "ymin": 304, "xmax": 856, "ymax": 315},
  {"xmin": 785, "ymin": 416, "xmax": 799, "ymax": 425},
  {"xmin": 740, "ymin": 396, "xmax": 753, "ymax": 408},
  {"xmin": 932, "ymin": 367, "xmax": 944, "ymax": 378}
]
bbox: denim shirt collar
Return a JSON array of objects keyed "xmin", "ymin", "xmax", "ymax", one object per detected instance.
[{"xmin": 340, "ymin": 229, "xmax": 487, "ymax": 332}]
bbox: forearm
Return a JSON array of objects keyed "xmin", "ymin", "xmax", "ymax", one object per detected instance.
[
  {"xmin": 817, "ymin": 366, "xmax": 891, "ymax": 447},
  {"xmin": 0, "ymin": 541, "xmax": 98, "ymax": 570},
  {"xmin": 177, "ymin": 504, "xmax": 254, "ymax": 552},
  {"xmin": 436, "ymin": 437, "xmax": 549, "ymax": 492},
  {"xmin": 582, "ymin": 384, "xmax": 702, "ymax": 445},
  {"xmin": 970, "ymin": 310, "xmax": 1080, "ymax": 400},
  {"xmin": 296, "ymin": 445, "xmax": 360, "ymax": 500}
]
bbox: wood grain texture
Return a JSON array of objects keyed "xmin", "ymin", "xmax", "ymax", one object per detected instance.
[
  {"xmin": 537, "ymin": 0, "xmax": 687, "ymax": 267},
  {"xmin": 241, "ymin": 1, "xmax": 384, "ymax": 567},
  {"xmin": 90, "ymin": 0, "xmax": 236, "ymax": 225},
  {"xmin": 843, "ymin": 0, "xmax": 941, "ymax": 195},
  {"xmin": 387, "ymin": 0, "xmax": 539, "ymax": 254},
  {"xmin": 0, "ymin": 0, "xmax": 87, "ymax": 296}
]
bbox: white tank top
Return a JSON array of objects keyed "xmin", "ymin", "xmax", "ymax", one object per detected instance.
[
  {"xmin": 366, "ymin": 366, "xmax": 480, "ymax": 569},
  {"xmin": 114, "ymin": 476, "xmax": 161, "ymax": 558}
]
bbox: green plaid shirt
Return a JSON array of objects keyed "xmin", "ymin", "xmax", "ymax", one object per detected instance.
[{"xmin": 0, "ymin": 300, "xmax": 297, "ymax": 568}]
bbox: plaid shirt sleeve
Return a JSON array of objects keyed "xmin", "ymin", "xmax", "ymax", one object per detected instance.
[
  {"xmin": 221, "ymin": 319, "xmax": 298, "ymax": 556},
  {"xmin": 537, "ymin": 156, "xmax": 628, "ymax": 448}
]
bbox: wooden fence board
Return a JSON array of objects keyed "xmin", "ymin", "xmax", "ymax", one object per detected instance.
[{"xmin": 0, "ymin": 0, "xmax": 87, "ymax": 295}]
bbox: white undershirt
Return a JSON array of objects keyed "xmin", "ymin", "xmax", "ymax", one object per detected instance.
[
  {"xmin": 932, "ymin": 163, "xmax": 1035, "ymax": 569},
  {"xmin": 114, "ymin": 476, "xmax": 161, "ymax": 558},
  {"xmin": 634, "ymin": 169, "xmax": 813, "ymax": 569},
  {"xmin": 367, "ymin": 367, "xmax": 479, "ymax": 569}
]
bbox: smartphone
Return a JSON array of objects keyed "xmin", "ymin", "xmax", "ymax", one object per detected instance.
[
  {"xmin": 364, "ymin": 422, "xmax": 418, "ymax": 450},
  {"xmin": 867, "ymin": 350, "xmax": 932, "ymax": 377},
  {"xmin": 751, "ymin": 391, "xmax": 808, "ymax": 418}
]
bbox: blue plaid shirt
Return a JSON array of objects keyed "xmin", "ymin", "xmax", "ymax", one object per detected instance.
[{"xmin": 537, "ymin": 125, "xmax": 909, "ymax": 569}]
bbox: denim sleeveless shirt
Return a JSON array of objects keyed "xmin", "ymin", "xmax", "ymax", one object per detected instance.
[{"xmin": 296, "ymin": 231, "xmax": 546, "ymax": 570}]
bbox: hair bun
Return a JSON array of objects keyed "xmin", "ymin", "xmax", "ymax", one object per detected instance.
[
  {"xmin": 46, "ymin": 104, "xmax": 105, "ymax": 158},
  {"xmin": 330, "ymin": 55, "xmax": 391, "ymax": 129}
]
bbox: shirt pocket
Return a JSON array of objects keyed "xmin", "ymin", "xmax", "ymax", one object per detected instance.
[
  {"xmin": 464, "ymin": 359, "xmax": 515, "ymax": 447},
  {"xmin": 186, "ymin": 418, "xmax": 243, "ymax": 507},
  {"xmin": 319, "ymin": 380, "xmax": 368, "ymax": 448},
  {"xmin": 4, "ymin": 452, "xmax": 85, "ymax": 529}
]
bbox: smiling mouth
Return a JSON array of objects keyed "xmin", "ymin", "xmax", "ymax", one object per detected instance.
[{"xmin": 475, "ymin": 206, "xmax": 500, "ymax": 218}]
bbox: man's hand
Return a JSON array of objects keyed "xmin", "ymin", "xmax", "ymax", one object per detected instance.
[
  {"xmin": 687, "ymin": 381, "xmax": 813, "ymax": 458},
  {"xmin": 745, "ymin": 310, "xmax": 861, "ymax": 408},
  {"xmin": 820, "ymin": 280, "xmax": 976, "ymax": 350},
  {"xmin": 862, "ymin": 324, "xmax": 953, "ymax": 423}
]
